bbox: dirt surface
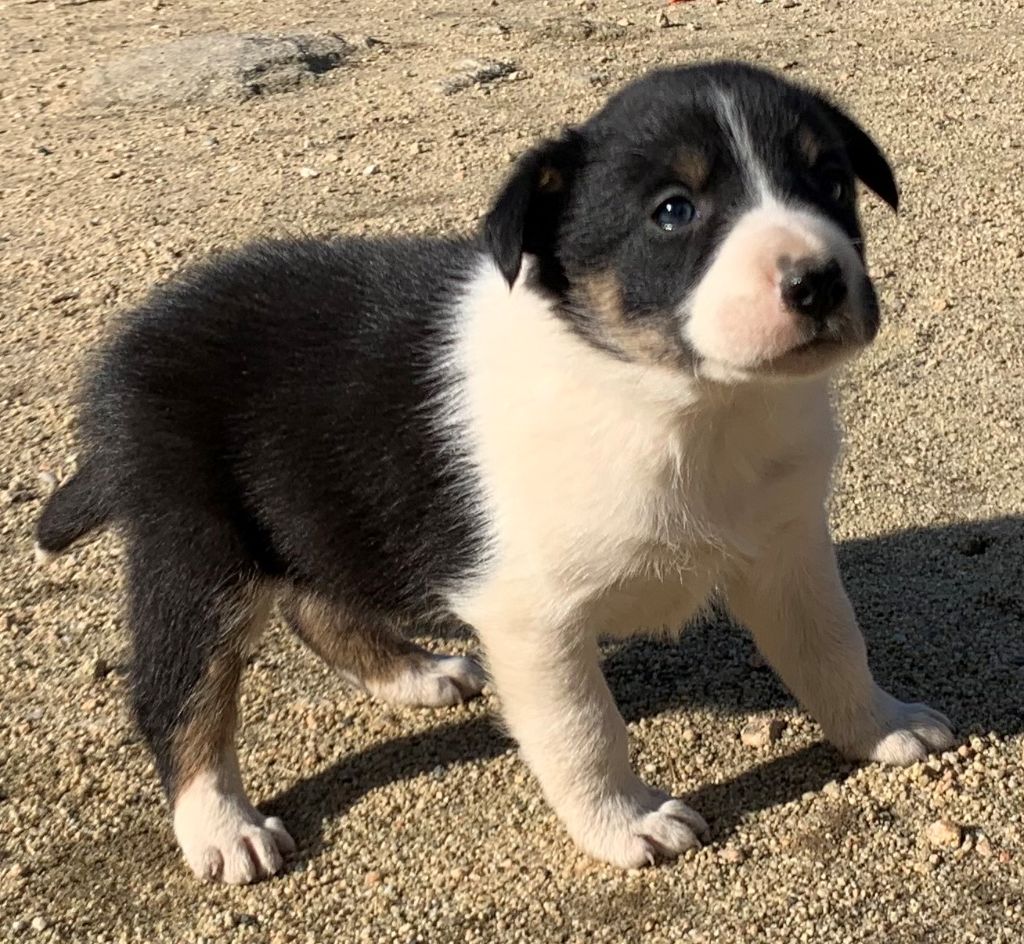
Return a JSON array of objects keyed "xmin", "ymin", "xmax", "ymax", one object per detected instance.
[{"xmin": 2, "ymin": 0, "xmax": 1023, "ymax": 942}]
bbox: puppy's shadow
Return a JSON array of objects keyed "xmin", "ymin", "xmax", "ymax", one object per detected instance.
[{"xmin": 267, "ymin": 516, "xmax": 1024, "ymax": 861}]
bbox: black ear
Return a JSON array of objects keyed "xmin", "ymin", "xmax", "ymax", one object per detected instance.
[
  {"xmin": 818, "ymin": 100, "xmax": 899, "ymax": 211},
  {"xmin": 482, "ymin": 130, "xmax": 584, "ymax": 288}
]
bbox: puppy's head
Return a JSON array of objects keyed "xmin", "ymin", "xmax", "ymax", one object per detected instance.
[{"xmin": 482, "ymin": 62, "xmax": 899, "ymax": 382}]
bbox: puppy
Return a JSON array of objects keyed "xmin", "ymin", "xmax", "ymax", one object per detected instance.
[{"xmin": 37, "ymin": 61, "xmax": 954, "ymax": 883}]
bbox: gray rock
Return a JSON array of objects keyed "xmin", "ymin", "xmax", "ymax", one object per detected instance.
[
  {"xmin": 435, "ymin": 58, "xmax": 516, "ymax": 95},
  {"xmin": 84, "ymin": 32, "xmax": 356, "ymax": 106}
]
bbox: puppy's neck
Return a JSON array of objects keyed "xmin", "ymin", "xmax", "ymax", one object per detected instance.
[{"xmin": 460, "ymin": 256, "xmax": 832, "ymax": 426}]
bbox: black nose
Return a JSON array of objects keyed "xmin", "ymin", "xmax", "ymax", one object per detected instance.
[{"xmin": 781, "ymin": 258, "xmax": 847, "ymax": 321}]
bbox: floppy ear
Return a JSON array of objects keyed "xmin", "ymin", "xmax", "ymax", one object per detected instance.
[
  {"xmin": 482, "ymin": 130, "xmax": 584, "ymax": 288},
  {"xmin": 819, "ymin": 100, "xmax": 900, "ymax": 211}
]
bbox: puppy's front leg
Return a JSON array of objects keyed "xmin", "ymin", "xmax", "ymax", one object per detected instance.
[
  {"xmin": 478, "ymin": 616, "xmax": 707, "ymax": 868},
  {"xmin": 723, "ymin": 514, "xmax": 954, "ymax": 764}
]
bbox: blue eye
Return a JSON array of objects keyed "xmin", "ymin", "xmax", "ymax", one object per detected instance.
[{"xmin": 653, "ymin": 194, "xmax": 697, "ymax": 232}]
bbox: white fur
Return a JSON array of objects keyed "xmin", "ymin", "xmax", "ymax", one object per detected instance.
[
  {"xmin": 348, "ymin": 654, "xmax": 486, "ymax": 707},
  {"xmin": 714, "ymin": 87, "xmax": 774, "ymax": 204},
  {"xmin": 445, "ymin": 259, "xmax": 952, "ymax": 868},
  {"xmin": 33, "ymin": 542, "xmax": 57, "ymax": 567},
  {"xmin": 173, "ymin": 752, "xmax": 296, "ymax": 885}
]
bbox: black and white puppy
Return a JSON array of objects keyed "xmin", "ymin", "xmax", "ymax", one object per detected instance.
[{"xmin": 37, "ymin": 61, "xmax": 954, "ymax": 884}]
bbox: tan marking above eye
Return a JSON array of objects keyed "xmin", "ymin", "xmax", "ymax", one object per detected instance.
[
  {"xmin": 672, "ymin": 147, "xmax": 711, "ymax": 191},
  {"xmin": 796, "ymin": 125, "xmax": 822, "ymax": 165}
]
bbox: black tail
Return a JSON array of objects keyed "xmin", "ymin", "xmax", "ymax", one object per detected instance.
[{"xmin": 35, "ymin": 458, "xmax": 112, "ymax": 557}]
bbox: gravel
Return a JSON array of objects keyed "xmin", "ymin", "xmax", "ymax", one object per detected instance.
[{"xmin": 1, "ymin": 0, "xmax": 1022, "ymax": 942}]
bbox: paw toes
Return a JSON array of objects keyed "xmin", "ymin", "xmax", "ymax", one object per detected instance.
[
  {"xmin": 263, "ymin": 816, "xmax": 297, "ymax": 854},
  {"xmin": 662, "ymin": 800, "xmax": 710, "ymax": 839},
  {"xmin": 191, "ymin": 847, "xmax": 224, "ymax": 882},
  {"xmin": 243, "ymin": 829, "xmax": 284, "ymax": 877},
  {"xmin": 912, "ymin": 725, "xmax": 955, "ymax": 753},
  {"xmin": 638, "ymin": 835, "xmax": 669, "ymax": 865},
  {"xmin": 436, "ymin": 655, "xmax": 486, "ymax": 700},
  {"xmin": 853, "ymin": 698, "xmax": 955, "ymax": 766},
  {"xmin": 177, "ymin": 813, "xmax": 293, "ymax": 884},
  {"xmin": 221, "ymin": 841, "xmax": 259, "ymax": 885},
  {"xmin": 577, "ymin": 790, "xmax": 708, "ymax": 869},
  {"xmin": 366, "ymin": 653, "xmax": 485, "ymax": 707},
  {"xmin": 872, "ymin": 730, "xmax": 929, "ymax": 765},
  {"xmin": 431, "ymin": 673, "xmax": 468, "ymax": 706},
  {"xmin": 635, "ymin": 805, "xmax": 703, "ymax": 862},
  {"xmin": 906, "ymin": 705, "xmax": 955, "ymax": 748},
  {"xmin": 870, "ymin": 725, "xmax": 953, "ymax": 765}
]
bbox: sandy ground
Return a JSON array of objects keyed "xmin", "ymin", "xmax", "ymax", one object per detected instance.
[{"xmin": 2, "ymin": 0, "xmax": 1023, "ymax": 941}]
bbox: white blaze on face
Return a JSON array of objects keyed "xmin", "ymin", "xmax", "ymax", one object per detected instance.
[
  {"xmin": 713, "ymin": 87, "xmax": 775, "ymax": 206},
  {"xmin": 683, "ymin": 89, "xmax": 871, "ymax": 380}
]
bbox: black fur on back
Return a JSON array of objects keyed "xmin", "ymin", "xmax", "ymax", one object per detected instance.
[{"xmin": 56, "ymin": 237, "xmax": 489, "ymax": 617}]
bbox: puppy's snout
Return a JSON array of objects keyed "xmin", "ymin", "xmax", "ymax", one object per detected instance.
[{"xmin": 780, "ymin": 258, "xmax": 847, "ymax": 322}]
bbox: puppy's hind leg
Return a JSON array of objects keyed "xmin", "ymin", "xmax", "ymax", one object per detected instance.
[
  {"xmin": 126, "ymin": 513, "xmax": 295, "ymax": 884},
  {"xmin": 279, "ymin": 591, "xmax": 485, "ymax": 708}
]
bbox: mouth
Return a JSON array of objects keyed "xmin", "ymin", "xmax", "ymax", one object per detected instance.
[
  {"xmin": 762, "ymin": 326, "xmax": 863, "ymax": 375},
  {"xmin": 787, "ymin": 332, "xmax": 847, "ymax": 356},
  {"xmin": 696, "ymin": 330, "xmax": 863, "ymax": 384}
]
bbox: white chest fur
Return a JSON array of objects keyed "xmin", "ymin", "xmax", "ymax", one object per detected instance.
[{"xmin": 447, "ymin": 262, "xmax": 841, "ymax": 638}]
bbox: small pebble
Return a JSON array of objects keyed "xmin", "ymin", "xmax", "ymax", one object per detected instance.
[
  {"xmin": 925, "ymin": 819, "xmax": 962, "ymax": 848},
  {"xmin": 719, "ymin": 846, "xmax": 747, "ymax": 864},
  {"xmin": 31, "ymin": 917, "xmax": 48, "ymax": 932},
  {"xmin": 299, "ymin": 166, "xmax": 320, "ymax": 178},
  {"xmin": 740, "ymin": 718, "xmax": 785, "ymax": 748}
]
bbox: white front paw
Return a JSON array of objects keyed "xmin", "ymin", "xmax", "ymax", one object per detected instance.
[
  {"xmin": 569, "ymin": 786, "xmax": 709, "ymax": 869},
  {"xmin": 840, "ymin": 690, "xmax": 955, "ymax": 766},
  {"xmin": 173, "ymin": 772, "xmax": 296, "ymax": 884}
]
